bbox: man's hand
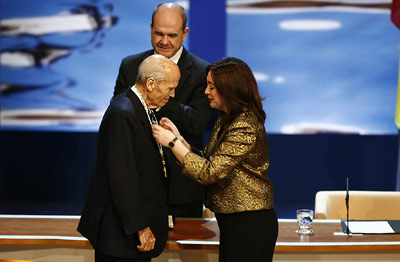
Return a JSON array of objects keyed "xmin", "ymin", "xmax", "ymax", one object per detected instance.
[{"xmin": 137, "ymin": 226, "xmax": 156, "ymax": 252}]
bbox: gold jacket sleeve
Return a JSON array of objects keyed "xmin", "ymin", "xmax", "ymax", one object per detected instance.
[{"xmin": 182, "ymin": 110, "xmax": 274, "ymax": 214}]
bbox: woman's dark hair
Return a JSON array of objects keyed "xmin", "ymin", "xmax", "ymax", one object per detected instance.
[{"xmin": 207, "ymin": 57, "xmax": 266, "ymax": 124}]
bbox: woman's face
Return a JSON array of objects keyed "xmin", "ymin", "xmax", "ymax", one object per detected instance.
[{"xmin": 205, "ymin": 71, "xmax": 228, "ymax": 112}]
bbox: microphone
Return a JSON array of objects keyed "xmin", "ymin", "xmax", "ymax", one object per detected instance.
[{"xmin": 345, "ymin": 177, "xmax": 350, "ymax": 235}]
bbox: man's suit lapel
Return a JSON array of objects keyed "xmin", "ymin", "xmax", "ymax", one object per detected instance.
[
  {"xmin": 126, "ymin": 89, "xmax": 159, "ymax": 149},
  {"xmin": 176, "ymin": 48, "xmax": 192, "ymax": 92}
]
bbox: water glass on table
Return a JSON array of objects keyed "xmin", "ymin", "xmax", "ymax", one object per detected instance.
[{"xmin": 296, "ymin": 209, "xmax": 313, "ymax": 234}]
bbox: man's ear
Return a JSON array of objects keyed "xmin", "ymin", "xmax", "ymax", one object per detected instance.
[
  {"xmin": 146, "ymin": 77, "xmax": 155, "ymax": 91},
  {"xmin": 182, "ymin": 27, "xmax": 189, "ymax": 42}
]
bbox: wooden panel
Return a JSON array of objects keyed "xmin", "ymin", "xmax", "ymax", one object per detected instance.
[{"xmin": 1, "ymin": 216, "xmax": 400, "ymax": 253}]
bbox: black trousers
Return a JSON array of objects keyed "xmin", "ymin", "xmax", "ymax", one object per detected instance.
[
  {"xmin": 215, "ymin": 209, "xmax": 278, "ymax": 262},
  {"xmin": 95, "ymin": 251, "xmax": 151, "ymax": 262}
]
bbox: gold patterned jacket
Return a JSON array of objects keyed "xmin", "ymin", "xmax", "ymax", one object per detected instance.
[{"xmin": 182, "ymin": 110, "xmax": 274, "ymax": 214}]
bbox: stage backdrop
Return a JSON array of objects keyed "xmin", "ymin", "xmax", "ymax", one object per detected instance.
[
  {"xmin": 0, "ymin": 0, "xmax": 398, "ymax": 218},
  {"xmin": 227, "ymin": 0, "xmax": 398, "ymax": 135},
  {"xmin": 0, "ymin": 0, "xmax": 185, "ymax": 131},
  {"xmin": 1, "ymin": 0, "xmax": 398, "ymax": 135},
  {"xmin": 224, "ymin": 0, "xmax": 399, "ymax": 216}
]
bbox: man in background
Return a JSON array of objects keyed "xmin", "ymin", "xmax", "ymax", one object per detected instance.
[
  {"xmin": 114, "ymin": 3, "xmax": 211, "ymax": 219},
  {"xmin": 78, "ymin": 54, "xmax": 180, "ymax": 261}
]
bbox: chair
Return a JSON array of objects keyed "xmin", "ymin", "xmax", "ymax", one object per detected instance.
[
  {"xmin": 202, "ymin": 207, "xmax": 215, "ymax": 218},
  {"xmin": 315, "ymin": 190, "xmax": 400, "ymax": 220}
]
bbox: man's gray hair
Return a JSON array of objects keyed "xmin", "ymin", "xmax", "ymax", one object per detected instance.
[{"xmin": 136, "ymin": 54, "xmax": 170, "ymax": 84}]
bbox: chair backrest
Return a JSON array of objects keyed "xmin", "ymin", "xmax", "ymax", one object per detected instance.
[
  {"xmin": 202, "ymin": 207, "xmax": 215, "ymax": 218},
  {"xmin": 315, "ymin": 190, "xmax": 400, "ymax": 220}
]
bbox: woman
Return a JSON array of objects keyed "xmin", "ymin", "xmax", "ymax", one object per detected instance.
[{"xmin": 152, "ymin": 57, "xmax": 278, "ymax": 262}]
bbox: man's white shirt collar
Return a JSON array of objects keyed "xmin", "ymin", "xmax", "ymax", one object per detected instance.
[
  {"xmin": 131, "ymin": 85, "xmax": 152, "ymax": 126},
  {"xmin": 155, "ymin": 46, "xmax": 183, "ymax": 64}
]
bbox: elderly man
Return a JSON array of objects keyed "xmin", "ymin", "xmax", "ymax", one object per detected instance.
[
  {"xmin": 78, "ymin": 54, "xmax": 180, "ymax": 262},
  {"xmin": 114, "ymin": 3, "xmax": 211, "ymax": 219}
]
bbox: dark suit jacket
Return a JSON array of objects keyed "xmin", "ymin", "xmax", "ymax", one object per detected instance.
[
  {"xmin": 77, "ymin": 89, "xmax": 168, "ymax": 259},
  {"xmin": 114, "ymin": 48, "xmax": 211, "ymax": 206}
]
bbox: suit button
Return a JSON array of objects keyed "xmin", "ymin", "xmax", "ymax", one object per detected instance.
[{"xmin": 122, "ymin": 218, "xmax": 129, "ymax": 227}]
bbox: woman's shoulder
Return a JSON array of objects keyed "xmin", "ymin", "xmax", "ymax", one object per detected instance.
[
  {"xmin": 229, "ymin": 110, "xmax": 262, "ymax": 131},
  {"xmin": 234, "ymin": 109, "xmax": 260, "ymax": 124}
]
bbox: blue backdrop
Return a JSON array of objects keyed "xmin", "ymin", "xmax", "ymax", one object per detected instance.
[
  {"xmin": 1, "ymin": 0, "xmax": 398, "ymax": 135},
  {"xmin": 0, "ymin": 0, "xmax": 398, "ymax": 218}
]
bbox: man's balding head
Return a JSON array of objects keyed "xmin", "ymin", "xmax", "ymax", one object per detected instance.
[
  {"xmin": 150, "ymin": 3, "xmax": 189, "ymax": 58},
  {"xmin": 152, "ymin": 3, "xmax": 187, "ymax": 31},
  {"xmin": 136, "ymin": 54, "xmax": 180, "ymax": 109}
]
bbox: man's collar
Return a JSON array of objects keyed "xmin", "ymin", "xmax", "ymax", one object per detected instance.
[
  {"xmin": 154, "ymin": 46, "xmax": 183, "ymax": 64},
  {"xmin": 169, "ymin": 46, "xmax": 183, "ymax": 64},
  {"xmin": 131, "ymin": 85, "xmax": 161, "ymax": 112},
  {"xmin": 131, "ymin": 85, "xmax": 148, "ymax": 110}
]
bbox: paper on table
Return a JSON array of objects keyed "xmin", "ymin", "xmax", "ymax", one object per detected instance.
[{"xmin": 345, "ymin": 221, "xmax": 395, "ymax": 234}]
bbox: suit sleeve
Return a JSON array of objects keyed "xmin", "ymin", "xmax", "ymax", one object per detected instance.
[
  {"xmin": 182, "ymin": 121, "xmax": 257, "ymax": 185},
  {"xmin": 102, "ymin": 110, "xmax": 148, "ymax": 235}
]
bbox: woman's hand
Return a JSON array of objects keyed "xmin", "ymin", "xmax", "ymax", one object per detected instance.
[
  {"xmin": 152, "ymin": 124, "xmax": 176, "ymax": 147},
  {"xmin": 159, "ymin": 117, "xmax": 181, "ymax": 139},
  {"xmin": 153, "ymin": 122, "xmax": 191, "ymax": 165}
]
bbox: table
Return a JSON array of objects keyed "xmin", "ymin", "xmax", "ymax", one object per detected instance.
[{"xmin": 1, "ymin": 215, "xmax": 400, "ymax": 261}]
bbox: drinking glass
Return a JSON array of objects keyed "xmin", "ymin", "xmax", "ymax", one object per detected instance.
[{"xmin": 296, "ymin": 209, "xmax": 313, "ymax": 234}]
